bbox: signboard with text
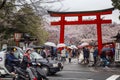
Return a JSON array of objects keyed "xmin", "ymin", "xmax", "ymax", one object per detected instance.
[
  {"xmin": 115, "ymin": 43, "xmax": 120, "ymax": 62},
  {"xmin": 14, "ymin": 33, "xmax": 22, "ymax": 42}
]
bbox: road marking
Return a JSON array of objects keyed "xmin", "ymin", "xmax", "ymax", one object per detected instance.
[
  {"xmin": 106, "ymin": 75, "xmax": 120, "ymax": 80},
  {"xmin": 48, "ymin": 77, "xmax": 93, "ymax": 80},
  {"xmin": 59, "ymin": 70, "xmax": 91, "ymax": 74},
  {"xmin": 0, "ymin": 78, "xmax": 12, "ymax": 80}
]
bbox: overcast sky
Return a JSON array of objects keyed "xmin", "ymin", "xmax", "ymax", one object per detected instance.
[{"xmin": 40, "ymin": 0, "xmax": 120, "ymax": 23}]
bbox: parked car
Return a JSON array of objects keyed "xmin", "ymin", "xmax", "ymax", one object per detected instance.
[
  {"xmin": 30, "ymin": 51, "xmax": 63, "ymax": 75},
  {"xmin": 31, "ymin": 46, "xmax": 63, "ymax": 75}
]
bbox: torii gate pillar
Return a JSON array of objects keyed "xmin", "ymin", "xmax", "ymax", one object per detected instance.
[
  {"xmin": 97, "ymin": 14, "xmax": 102, "ymax": 52},
  {"xmin": 48, "ymin": 8, "xmax": 113, "ymax": 54},
  {"xmin": 60, "ymin": 16, "xmax": 65, "ymax": 43}
]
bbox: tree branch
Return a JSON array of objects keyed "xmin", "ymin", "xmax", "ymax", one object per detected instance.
[{"xmin": 0, "ymin": 0, "xmax": 7, "ymax": 9}]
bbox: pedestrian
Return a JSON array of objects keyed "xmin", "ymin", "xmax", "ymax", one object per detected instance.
[
  {"xmin": 89, "ymin": 46, "xmax": 94, "ymax": 62},
  {"xmin": 76, "ymin": 49, "xmax": 80, "ymax": 62},
  {"xmin": 40, "ymin": 48, "xmax": 46, "ymax": 58},
  {"xmin": 81, "ymin": 46, "xmax": 90, "ymax": 64},
  {"xmin": 41, "ymin": 48, "xmax": 47, "ymax": 58},
  {"xmin": 78, "ymin": 49, "xmax": 84, "ymax": 64},
  {"xmin": 61, "ymin": 48, "xmax": 66, "ymax": 63},
  {"xmin": 57, "ymin": 49, "xmax": 61, "ymax": 61},
  {"xmin": 108, "ymin": 44, "xmax": 115, "ymax": 63},
  {"xmin": 72, "ymin": 49, "xmax": 76, "ymax": 58},
  {"xmin": 68, "ymin": 48, "xmax": 73, "ymax": 63},
  {"xmin": 50, "ymin": 47, "xmax": 57, "ymax": 60},
  {"xmin": 100, "ymin": 50, "xmax": 110, "ymax": 68},
  {"xmin": 92, "ymin": 47, "xmax": 98, "ymax": 66},
  {"xmin": 43, "ymin": 47, "xmax": 50, "ymax": 58}
]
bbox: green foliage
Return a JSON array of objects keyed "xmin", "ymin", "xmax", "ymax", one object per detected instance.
[
  {"xmin": 13, "ymin": 6, "xmax": 48, "ymax": 44},
  {"xmin": 111, "ymin": 0, "xmax": 120, "ymax": 9},
  {"xmin": 0, "ymin": 0, "xmax": 48, "ymax": 44},
  {"xmin": 0, "ymin": 0, "xmax": 16, "ymax": 39},
  {"xmin": 111, "ymin": 0, "xmax": 120, "ymax": 19}
]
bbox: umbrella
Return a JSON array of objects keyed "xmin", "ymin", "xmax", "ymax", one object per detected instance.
[
  {"xmin": 44, "ymin": 42, "xmax": 56, "ymax": 47},
  {"xmin": 77, "ymin": 45, "xmax": 83, "ymax": 49},
  {"xmin": 70, "ymin": 45, "xmax": 78, "ymax": 49},
  {"xmin": 102, "ymin": 47, "xmax": 111, "ymax": 52},
  {"xmin": 68, "ymin": 46, "xmax": 73, "ymax": 49},
  {"xmin": 80, "ymin": 42, "xmax": 89, "ymax": 47},
  {"xmin": 57, "ymin": 43, "xmax": 66, "ymax": 48}
]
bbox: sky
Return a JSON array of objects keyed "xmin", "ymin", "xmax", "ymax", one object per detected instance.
[{"xmin": 41, "ymin": 0, "xmax": 120, "ymax": 23}]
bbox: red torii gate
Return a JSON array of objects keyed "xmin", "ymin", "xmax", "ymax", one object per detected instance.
[{"xmin": 48, "ymin": 8, "xmax": 114, "ymax": 53}]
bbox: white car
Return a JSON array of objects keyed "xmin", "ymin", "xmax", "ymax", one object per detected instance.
[{"xmin": 0, "ymin": 50, "xmax": 10, "ymax": 76}]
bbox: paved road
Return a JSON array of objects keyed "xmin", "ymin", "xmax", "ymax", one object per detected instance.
[
  {"xmin": 48, "ymin": 58, "xmax": 120, "ymax": 80},
  {"xmin": 1, "ymin": 58, "xmax": 120, "ymax": 80},
  {"xmin": 48, "ymin": 70, "xmax": 120, "ymax": 80}
]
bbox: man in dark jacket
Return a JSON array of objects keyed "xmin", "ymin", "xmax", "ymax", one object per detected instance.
[
  {"xmin": 6, "ymin": 49, "xmax": 20, "ymax": 73},
  {"xmin": 100, "ymin": 50, "xmax": 110, "ymax": 67},
  {"xmin": 92, "ymin": 47, "xmax": 98, "ymax": 66},
  {"xmin": 81, "ymin": 47, "xmax": 90, "ymax": 64}
]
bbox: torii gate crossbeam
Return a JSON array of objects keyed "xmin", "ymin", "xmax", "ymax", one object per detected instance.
[{"xmin": 48, "ymin": 8, "xmax": 114, "ymax": 54}]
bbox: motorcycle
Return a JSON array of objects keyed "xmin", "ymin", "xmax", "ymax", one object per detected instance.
[
  {"xmin": 31, "ymin": 59, "xmax": 48, "ymax": 80},
  {"xmin": 13, "ymin": 66, "xmax": 30, "ymax": 80},
  {"xmin": 13, "ymin": 59, "xmax": 48, "ymax": 80}
]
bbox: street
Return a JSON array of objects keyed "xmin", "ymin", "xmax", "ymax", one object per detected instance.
[
  {"xmin": 1, "ymin": 58, "xmax": 120, "ymax": 80},
  {"xmin": 48, "ymin": 59, "xmax": 120, "ymax": 80}
]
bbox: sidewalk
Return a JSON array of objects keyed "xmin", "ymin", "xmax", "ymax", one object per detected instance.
[
  {"xmin": 63, "ymin": 63, "xmax": 91, "ymax": 72},
  {"xmin": 63, "ymin": 58, "xmax": 120, "ymax": 72},
  {"xmin": 63, "ymin": 58, "xmax": 94, "ymax": 72}
]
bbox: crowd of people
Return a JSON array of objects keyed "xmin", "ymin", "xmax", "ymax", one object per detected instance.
[
  {"xmin": 37, "ymin": 44, "xmax": 115, "ymax": 68},
  {"xmin": 37, "ymin": 46, "xmax": 79, "ymax": 63}
]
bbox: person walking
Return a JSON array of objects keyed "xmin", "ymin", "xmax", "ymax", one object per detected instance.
[
  {"xmin": 68, "ymin": 49, "xmax": 73, "ymax": 63},
  {"xmin": 50, "ymin": 47, "xmax": 57, "ymax": 60},
  {"xmin": 43, "ymin": 48, "xmax": 50, "ymax": 58},
  {"xmin": 61, "ymin": 48, "xmax": 66, "ymax": 63},
  {"xmin": 100, "ymin": 50, "xmax": 110, "ymax": 68},
  {"xmin": 72, "ymin": 49, "xmax": 76, "ymax": 58},
  {"xmin": 81, "ymin": 46, "xmax": 90, "ymax": 64},
  {"xmin": 92, "ymin": 47, "xmax": 98, "ymax": 66}
]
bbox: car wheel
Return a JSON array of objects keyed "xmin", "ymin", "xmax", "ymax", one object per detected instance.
[
  {"xmin": 41, "ymin": 66, "xmax": 49, "ymax": 75},
  {"xmin": 51, "ymin": 72, "xmax": 56, "ymax": 75},
  {"xmin": 1, "ymin": 75, "xmax": 6, "ymax": 78},
  {"xmin": 13, "ymin": 76, "xmax": 21, "ymax": 80}
]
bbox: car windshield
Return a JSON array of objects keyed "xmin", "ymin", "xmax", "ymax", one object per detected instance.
[
  {"xmin": 14, "ymin": 49, "xmax": 23, "ymax": 59},
  {"xmin": 30, "ymin": 52, "xmax": 43, "ymax": 59},
  {"xmin": 12, "ymin": 47, "xmax": 23, "ymax": 59},
  {"xmin": 3, "ymin": 46, "xmax": 23, "ymax": 59}
]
